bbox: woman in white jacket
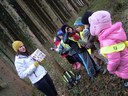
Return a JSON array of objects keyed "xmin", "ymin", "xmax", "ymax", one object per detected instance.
[{"xmin": 12, "ymin": 41, "xmax": 58, "ymax": 96}]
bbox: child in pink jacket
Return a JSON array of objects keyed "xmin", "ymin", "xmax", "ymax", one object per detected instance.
[{"xmin": 89, "ymin": 10, "xmax": 128, "ymax": 88}]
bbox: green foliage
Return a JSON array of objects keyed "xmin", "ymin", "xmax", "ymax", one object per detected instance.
[{"xmin": 89, "ymin": 0, "xmax": 110, "ymax": 11}]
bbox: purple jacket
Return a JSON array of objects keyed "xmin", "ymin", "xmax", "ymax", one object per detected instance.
[{"xmin": 98, "ymin": 22, "xmax": 128, "ymax": 79}]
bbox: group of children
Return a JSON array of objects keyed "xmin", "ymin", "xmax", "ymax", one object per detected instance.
[
  {"xmin": 12, "ymin": 10, "xmax": 128, "ymax": 96},
  {"xmin": 52, "ymin": 11, "xmax": 105, "ymax": 81},
  {"xmin": 52, "ymin": 10, "xmax": 128, "ymax": 88}
]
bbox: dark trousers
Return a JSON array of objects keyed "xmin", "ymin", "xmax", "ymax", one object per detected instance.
[
  {"xmin": 73, "ymin": 53, "xmax": 84, "ymax": 66},
  {"xmin": 66, "ymin": 55, "xmax": 77, "ymax": 64},
  {"xmin": 66, "ymin": 54, "xmax": 84, "ymax": 66},
  {"xmin": 34, "ymin": 73, "xmax": 57, "ymax": 96},
  {"xmin": 78, "ymin": 50, "xmax": 96, "ymax": 80}
]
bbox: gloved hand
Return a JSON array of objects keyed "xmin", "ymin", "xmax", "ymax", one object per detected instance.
[{"xmin": 34, "ymin": 61, "xmax": 39, "ymax": 67}]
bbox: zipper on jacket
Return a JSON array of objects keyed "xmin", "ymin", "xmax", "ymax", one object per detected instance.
[{"xmin": 33, "ymin": 71, "xmax": 37, "ymax": 77}]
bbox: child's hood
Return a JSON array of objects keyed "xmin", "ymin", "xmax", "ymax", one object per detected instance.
[{"xmin": 98, "ymin": 22, "xmax": 127, "ymax": 42}]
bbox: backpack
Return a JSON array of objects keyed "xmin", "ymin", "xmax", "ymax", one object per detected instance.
[{"xmin": 63, "ymin": 71, "xmax": 81, "ymax": 89}]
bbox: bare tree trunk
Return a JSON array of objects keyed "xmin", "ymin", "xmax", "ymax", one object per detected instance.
[
  {"xmin": 0, "ymin": 24, "xmax": 14, "ymax": 66},
  {"xmin": 54, "ymin": 0, "xmax": 72, "ymax": 19},
  {"xmin": 83, "ymin": 0, "xmax": 90, "ymax": 7},
  {"xmin": 76, "ymin": 0, "xmax": 85, "ymax": 6},
  {"xmin": 15, "ymin": 0, "xmax": 53, "ymax": 43},
  {"xmin": 37, "ymin": 0, "xmax": 62, "ymax": 28},
  {"xmin": 60, "ymin": 0, "xmax": 78, "ymax": 18},
  {"xmin": 25, "ymin": 0, "xmax": 56, "ymax": 35},
  {"xmin": 68, "ymin": 0, "xmax": 80, "ymax": 12},
  {"xmin": 45, "ymin": 0, "xmax": 68, "ymax": 23}
]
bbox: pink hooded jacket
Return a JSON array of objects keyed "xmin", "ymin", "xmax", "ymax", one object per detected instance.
[
  {"xmin": 89, "ymin": 10, "xmax": 128, "ymax": 79},
  {"xmin": 99, "ymin": 22, "xmax": 128, "ymax": 79}
]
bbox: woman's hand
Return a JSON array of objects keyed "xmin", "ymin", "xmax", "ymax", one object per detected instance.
[{"xmin": 33, "ymin": 61, "xmax": 39, "ymax": 67}]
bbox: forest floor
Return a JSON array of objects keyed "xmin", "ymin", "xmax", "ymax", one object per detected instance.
[{"xmin": 0, "ymin": 58, "xmax": 33, "ymax": 96}]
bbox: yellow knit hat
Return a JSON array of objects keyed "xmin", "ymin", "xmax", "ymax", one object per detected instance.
[{"xmin": 12, "ymin": 41, "xmax": 24, "ymax": 52}]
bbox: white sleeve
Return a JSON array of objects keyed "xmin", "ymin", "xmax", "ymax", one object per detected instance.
[{"xmin": 15, "ymin": 61, "xmax": 37, "ymax": 79}]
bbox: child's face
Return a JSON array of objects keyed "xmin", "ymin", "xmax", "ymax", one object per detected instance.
[
  {"xmin": 67, "ymin": 27, "xmax": 73, "ymax": 32},
  {"xmin": 84, "ymin": 25, "xmax": 89, "ymax": 29},
  {"xmin": 58, "ymin": 36, "xmax": 63, "ymax": 39},
  {"xmin": 75, "ymin": 26, "xmax": 84, "ymax": 32}
]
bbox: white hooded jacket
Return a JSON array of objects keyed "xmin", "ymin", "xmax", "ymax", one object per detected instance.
[{"xmin": 14, "ymin": 54, "xmax": 47, "ymax": 84}]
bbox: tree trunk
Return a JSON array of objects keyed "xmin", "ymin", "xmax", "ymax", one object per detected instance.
[
  {"xmin": 15, "ymin": 0, "xmax": 53, "ymax": 43},
  {"xmin": 83, "ymin": 0, "xmax": 90, "ymax": 7},
  {"xmin": 68, "ymin": 0, "xmax": 80, "ymax": 12},
  {"xmin": 36, "ymin": 0, "xmax": 63, "ymax": 28},
  {"xmin": 60, "ymin": 0, "xmax": 78, "ymax": 18}
]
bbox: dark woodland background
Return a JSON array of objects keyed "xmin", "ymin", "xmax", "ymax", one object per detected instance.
[{"xmin": 0, "ymin": 0, "xmax": 128, "ymax": 96}]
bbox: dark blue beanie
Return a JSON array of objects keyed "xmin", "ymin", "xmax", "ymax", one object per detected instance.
[{"xmin": 57, "ymin": 30, "xmax": 64, "ymax": 36}]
